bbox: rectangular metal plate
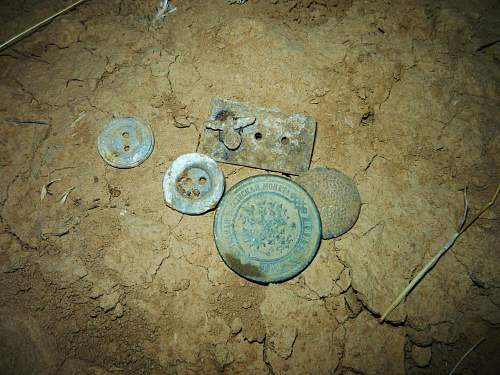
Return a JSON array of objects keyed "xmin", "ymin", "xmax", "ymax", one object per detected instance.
[{"xmin": 199, "ymin": 98, "xmax": 316, "ymax": 175}]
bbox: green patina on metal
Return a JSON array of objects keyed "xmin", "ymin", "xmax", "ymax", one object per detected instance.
[
  {"xmin": 295, "ymin": 167, "xmax": 361, "ymax": 239},
  {"xmin": 214, "ymin": 175, "xmax": 322, "ymax": 284},
  {"xmin": 200, "ymin": 98, "xmax": 316, "ymax": 175},
  {"xmin": 97, "ymin": 117, "xmax": 154, "ymax": 169}
]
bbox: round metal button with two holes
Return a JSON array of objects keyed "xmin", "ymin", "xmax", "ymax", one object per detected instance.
[
  {"xmin": 163, "ymin": 153, "xmax": 225, "ymax": 215},
  {"xmin": 97, "ymin": 117, "xmax": 154, "ymax": 168},
  {"xmin": 214, "ymin": 175, "xmax": 322, "ymax": 284}
]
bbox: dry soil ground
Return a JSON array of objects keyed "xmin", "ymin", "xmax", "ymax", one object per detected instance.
[{"xmin": 0, "ymin": 0, "xmax": 499, "ymax": 374}]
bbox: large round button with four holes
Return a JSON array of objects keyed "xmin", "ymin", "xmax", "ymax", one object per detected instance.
[
  {"xmin": 214, "ymin": 175, "xmax": 322, "ymax": 283},
  {"xmin": 163, "ymin": 153, "xmax": 225, "ymax": 215},
  {"xmin": 97, "ymin": 117, "xmax": 154, "ymax": 168}
]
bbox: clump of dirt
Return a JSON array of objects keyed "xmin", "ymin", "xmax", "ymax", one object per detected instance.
[{"xmin": 1, "ymin": 0, "xmax": 499, "ymax": 374}]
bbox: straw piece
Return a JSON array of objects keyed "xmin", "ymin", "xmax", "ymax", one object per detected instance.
[
  {"xmin": 70, "ymin": 112, "xmax": 86, "ymax": 128},
  {"xmin": 380, "ymin": 185, "xmax": 499, "ymax": 322},
  {"xmin": 5, "ymin": 118, "xmax": 49, "ymax": 125},
  {"xmin": 0, "ymin": 0, "xmax": 89, "ymax": 53},
  {"xmin": 449, "ymin": 337, "xmax": 486, "ymax": 375},
  {"xmin": 41, "ymin": 178, "xmax": 61, "ymax": 201},
  {"xmin": 59, "ymin": 187, "xmax": 75, "ymax": 206}
]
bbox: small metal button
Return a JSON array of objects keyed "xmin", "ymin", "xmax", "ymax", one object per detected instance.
[
  {"xmin": 97, "ymin": 117, "xmax": 154, "ymax": 168},
  {"xmin": 163, "ymin": 153, "xmax": 225, "ymax": 215}
]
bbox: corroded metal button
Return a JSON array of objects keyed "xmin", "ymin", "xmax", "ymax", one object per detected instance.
[
  {"xmin": 214, "ymin": 175, "xmax": 322, "ymax": 283},
  {"xmin": 163, "ymin": 153, "xmax": 225, "ymax": 215},
  {"xmin": 295, "ymin": 167, "xmax": 361, "ymax": 239},
  {"xmin": 97, "ymin": 117, "xmax": 154, "ymax": 168}
]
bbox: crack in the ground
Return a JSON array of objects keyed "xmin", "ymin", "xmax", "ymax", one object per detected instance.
[
  {"xmin": 339, "ymin": 365, "xmax": 366, "ymax": 375},
  {"xmin": 261, "ymin": 333, "xmax": 275, "ymax": 375},
  {"xmin": 354, "ymin": 221, "xmax": 384, "ymax": 239},
  {"xmin": 476, "ymin": 39, "xmax": 500, "ymax": 52},
  {"xmin": 0, "ymin": 174, "xmax": 19, "ymax": 212},
  {"xmin": 353, "ymin": 153, "xmax": 381, "ymax": 183},
  {"xmin": 178, "ymin": 253, "xmax": 217, "ymax": 287},
  {"xmin": 166, "ymin": 53, "xmax": 180, "ymax": 95},
  {"xmin": 0, "ymin": 48, "xmax": 50, "ymax": 64},
  {"xmin": 14, "ymin": 78, "xmax": 64, "ymax": 110},
  {"xmin": 284, "ymin": 329, "xmax": 298, "ymax": 361},
  {"xmin": 147, "ymin": 254, "xmax": 169, "ymax": 285},
  {"xmin": 0, "ymin": 214, "xmax": 36, "ymax": 251},
  {"xmin": 14, "ymin": 78, "xmax": 41, "ymax": 105}
]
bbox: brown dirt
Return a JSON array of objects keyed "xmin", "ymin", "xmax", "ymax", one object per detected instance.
[{"xmin": 1, "ymin": 0, "xmax": 499, "ymax": 374}]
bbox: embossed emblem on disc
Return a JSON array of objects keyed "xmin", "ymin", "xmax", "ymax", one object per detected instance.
[{"xmin": 214, "ymin": 175, "xmax": 322, "ymax": 283}]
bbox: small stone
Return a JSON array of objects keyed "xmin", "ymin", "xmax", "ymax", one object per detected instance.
[
  {"xmin": 87, "ymin": 78, "xmax": 99, "ymax": 91},
  {"xmin": 230, "ymin": 317, "xmax": 243, "ymax": 335},
  {"xmin": 174, "ymin": 115, "xmax": 191, "ymax": 128},
  {"xmin": 344, "ymin": 288, "xmax": 363, "ymax": 317},
  {"xmin": 343, "ymin": 311, "xmax": 406, "ymax": 374},
  {"xmin": 69, "ymin": 320, "xmax": 80, "ymax": 333},
  {"xmin": 408, "ymin": 328, "xmax": 433, "ymax": 347},
  {"xmin": 313, "ymin": 87, "xmax": 330, "ymax": 97},
  {"xmin": 430, "ymin": 322, "xmax": 457, "ymax": 344},
  {"xmin": 171, "ymin": 279, "xmax": 190, "ymax": 292},
  {"xmin": 337, "ymin": 268, "xmax": 351, "ymax": 292},
  {"xmin": 99, "ymin": 291, "xmax": 121, "ymax": 312},
  {"xmin": 1, "ymin": 253, "xmax": 28, "ymax": 273},
  {"xmin": 113, "ymin": 302, "xmax": 124, "ymax": 318},
  {"xmin": 109, "ymin": 186, "xmax": 121, "ymax": 198},
  {"xmin": 214, "ymin": 344, "xmax": 234, "ymax": 368},
  {"xmin": 150, "ymin": 95, "xmax": 164, "ymax": 108},
  {"xmin": 46, "ymin": 18, "xmax": 83, "ymax": 48},
  {"xmin": 411, "ymin": 345, "xmax": 432, "ymax": 368}
]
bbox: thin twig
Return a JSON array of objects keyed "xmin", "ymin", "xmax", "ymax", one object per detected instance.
[
  {"xmin": 380, "ymin": 185, "xmax": 499, "ymax": 322},
  {"xmin": 0, "ymin": 0, "xmax": 89, "ymax": 53},
  {"xmin": 449, "ymin": 337, "xmax": 486, "ymax": 375},
  {"xmin": 70, "ymin": 112, "xmax": 86, "ymax": 128},
  {"xmin": 5, "ymin": 118, "xmax": 49, "ymax": 125},
  {"xmin": 459, "ymin": 185, "xmax": 500, "ymax": 235}
]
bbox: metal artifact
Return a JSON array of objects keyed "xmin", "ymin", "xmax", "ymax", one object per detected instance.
[
  {"xmin": 97, "ymin": 117, "xmax": 154, "ymax": 168},
  {"xmin": 295, "ymin": 167, "xmax": 361, "ymax": 239},
  {"xmin": 200, "ymin": 98, "xmax": 316, "ymax": 175},
  {"xmin": 163, "ymin": 153, "xmax": 225, "ymax": 215},
  {"xmin": 214, "ymin": 175, "xmax": 322, "ymax": 283}
]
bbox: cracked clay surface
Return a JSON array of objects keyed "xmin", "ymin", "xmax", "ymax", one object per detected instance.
[{"xmin": 1, "ymin": 0, "xmax": 499, "ymax": 374}]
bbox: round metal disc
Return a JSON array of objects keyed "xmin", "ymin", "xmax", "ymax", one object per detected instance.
[
  {"xmin": 97, "ymin": 117, "xmax": 154, "ymax": 168},
  {"xmin": 295, "ymin": 167, "xmax": 361, "ymax": 239},
  {"xmin": 214, "ymin": 175, "xmax": 322, "ymax": 284},
  {"xmin": 163, "ymin": 153, "xmax": 225, "ymax": 215}
]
